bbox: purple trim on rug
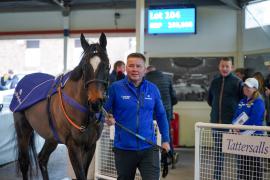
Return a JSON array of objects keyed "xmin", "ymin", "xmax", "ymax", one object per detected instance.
[{"xmin": 62, "ymin": 91, "xmax": 88, "ymax": 113}]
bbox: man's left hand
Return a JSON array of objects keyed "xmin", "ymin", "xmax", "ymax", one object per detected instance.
[{"xmin": 161, "ymin": 142, "xmax": 170, "ymax": 152}]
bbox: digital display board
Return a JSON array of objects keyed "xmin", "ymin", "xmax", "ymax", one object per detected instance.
[{"xmin": 148, "ymin": 5, "xmax": 196, "ymax": 34}]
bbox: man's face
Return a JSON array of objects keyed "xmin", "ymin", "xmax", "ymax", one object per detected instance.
[
  {"xmin": 126, "ymin": 57, "xmax": 146, "ymax": 85},
  {"xmin": 219, "ymin": 60, "xmax": 232, "ymax": 77}
]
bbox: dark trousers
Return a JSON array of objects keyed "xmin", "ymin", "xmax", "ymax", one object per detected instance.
[
  {"xmin": 237, "ymin": 155, "xmax": 262, "ymax": 180},
  {"xmin": 168, "ymin": 121, "xmax": 174, "ymax": 156},
  {"xmin": 213, "ymin": 130, "xmax": 224, "ymax": 180},
  {"xmin": 114, "ymin": 147, "xmax": 160, "ymax": 180}
]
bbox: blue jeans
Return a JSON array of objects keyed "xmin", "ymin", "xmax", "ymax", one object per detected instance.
[{"xmin": 114, "ymin": 147, "xmax": 160, "ymax": 180}]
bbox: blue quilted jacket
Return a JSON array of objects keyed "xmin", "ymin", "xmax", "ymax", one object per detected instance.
[
  {"xmin": 232, "ymin": 95, "xmax": 265, "ymax": 134},
  {"xmin": 104, "ymin": 77, "xmax": 169, "ymax": 150}
]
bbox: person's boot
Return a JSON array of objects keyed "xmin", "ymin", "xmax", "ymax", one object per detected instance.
[{"xmin": 172, "ymin": 152, "xmax": 179, "ymax": 169}]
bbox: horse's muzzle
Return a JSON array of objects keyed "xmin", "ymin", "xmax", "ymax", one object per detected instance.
[{"xmin": 88, "ymin": 99, "xmax": 103, "ymax": 113}]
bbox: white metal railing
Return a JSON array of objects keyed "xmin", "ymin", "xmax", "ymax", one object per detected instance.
[{"xmin": 195, "ymin": 122, "xmax": 270, "ymax": 180}]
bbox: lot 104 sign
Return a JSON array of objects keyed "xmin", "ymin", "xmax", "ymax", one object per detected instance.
[{"xmin": 148, "ymin": 8, "xmax": 196, "ymax": 34}]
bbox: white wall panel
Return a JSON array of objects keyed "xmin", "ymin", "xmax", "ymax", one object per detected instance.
[
  {"xmin": 70, "ymin": 9, "xmax": 135, "ymax": 29},
  {"xmin": 0, "ymin": 9, "xmax": 135, "ymax": 32},
  {"xmin": 0, "ymin": 11, "xmax": 63, "ymax": 31}
]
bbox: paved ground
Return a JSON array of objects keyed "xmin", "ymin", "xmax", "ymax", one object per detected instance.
[
  {"xmin": 0, "ymin": 144, "xmax": 69, "ymax": 180},
  {"xmin": 162, "ymin": 148, "xmax": 194, "ymax": 180},
  {"xmin": 0, "ymin": 146, "xmax": 194, "ymax": 180}
]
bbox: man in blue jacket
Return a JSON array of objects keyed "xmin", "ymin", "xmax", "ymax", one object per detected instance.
[{"xmin": 104, "ymin": 52, "xmax": 170, "ymax": 180}]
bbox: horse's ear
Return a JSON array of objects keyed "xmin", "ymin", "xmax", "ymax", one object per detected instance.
[
  {"xmin": 99, "ymin": 32, "xmax": 107, "ymax": 50},
  {"xmin": 80, "ymin": 33, "xmax": 89, "ymax": 51}
]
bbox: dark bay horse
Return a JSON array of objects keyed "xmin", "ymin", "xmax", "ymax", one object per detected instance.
[{"xmin": 11, "ymin": 33, "xmax": 110, "ymax": 180}]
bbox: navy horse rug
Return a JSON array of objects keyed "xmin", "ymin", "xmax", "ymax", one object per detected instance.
[{"xmin": 10, "ymin": 72, "xmax": 69, "ymax": 112}]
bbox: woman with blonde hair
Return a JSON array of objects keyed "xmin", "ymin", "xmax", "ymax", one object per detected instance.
[{"xmin": 232, "ymin": 78, "xmax": 265, "ymax": 180}]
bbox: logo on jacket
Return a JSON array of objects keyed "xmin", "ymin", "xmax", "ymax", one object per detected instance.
[
  {"xmin": 121, "ymin": 95, "xmax": 131, "ymax": 100},
  {"xmin": 238, "ymin": 102, "xmax": 253, "ymax": 108},
  {"xmin": 145, "ymin": 94, "xmax": 152, "ymax": 100}
]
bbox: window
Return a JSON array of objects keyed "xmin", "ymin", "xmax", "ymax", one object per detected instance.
[
  {"xmin": 245, "ymin": 0, "xmax": 270, "ymax": 29},
  {"xmin": 244, "ymin": 52, "xmax": 270, "ymax": 77},
  {"xmin": 25, "ymin": 48, "xmax": 40, "ymax": 67},
  {"xmin": 74, "ymin": 39, "xmax": 81, "ymax": 48},
  {"xmin": 0, "ymin": 39, "xmax": 63, "ymax": 75},
  {"xmin": 25, "ymin": 40, "xmax": 40, "ymax": 67},
  {"xmin": 26, "ymin": 40, "xmax": 40, "ymax": 48}
]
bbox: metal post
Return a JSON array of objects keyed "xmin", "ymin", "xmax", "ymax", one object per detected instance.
[
  {"xmin": 194, "ymin": 123, "xmax": 201, "ymax": 180},
  {"xmin": 63, "ymin": 16, "xmax": 69, "ymax": 72},
  {"xmin": 135, "ymin": 0, "xmax": 145, "ymax": 53}
]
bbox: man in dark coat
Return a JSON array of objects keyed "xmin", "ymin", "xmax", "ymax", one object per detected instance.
[
  {"xmin": 208, "ymin": 58, "xmax": 243, "ymax": 125},
  {"xmin": 145, "ymin": 65, "xmax": 178, "ymax": 168},
  {"xmin": 207, "ymin": 57, "xmax": 243, "ymax": 180}
]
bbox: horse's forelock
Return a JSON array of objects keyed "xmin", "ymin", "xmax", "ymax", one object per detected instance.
[{"xmin": 70, "ymin": 41, "xmax": 109, "ymax": 82}]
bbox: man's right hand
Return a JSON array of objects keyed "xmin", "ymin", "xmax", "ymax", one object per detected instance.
[{"xmin": 105, "ymin": 113, "xmax": 115, "ymax": 126}]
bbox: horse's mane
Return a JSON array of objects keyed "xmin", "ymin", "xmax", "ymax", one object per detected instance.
[
  {"xmin": 70, "ymin": 43, "xmax": 108, "ymax": 81},
  {"xmin": 69, "ymin": 60, "xmax": 84, "ymax": 81}
]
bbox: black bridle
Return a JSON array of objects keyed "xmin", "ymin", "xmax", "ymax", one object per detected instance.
[{"xmin": 84, "ymin": 79, "xmax": 109, "ymax": 89}]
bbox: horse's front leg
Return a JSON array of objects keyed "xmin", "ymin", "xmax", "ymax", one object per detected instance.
[
  {"xmin": 82, "ymin": 143, "xmax": 96, "ymax": 178},
  {"xmin": 67, "ymin": 143, "xmax": 86, "ymax": 180}
]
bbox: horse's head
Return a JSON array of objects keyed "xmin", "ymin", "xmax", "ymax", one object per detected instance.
[{"xmin": 71, "ymin": 33, "xmax": 110, "ymax": 113}]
